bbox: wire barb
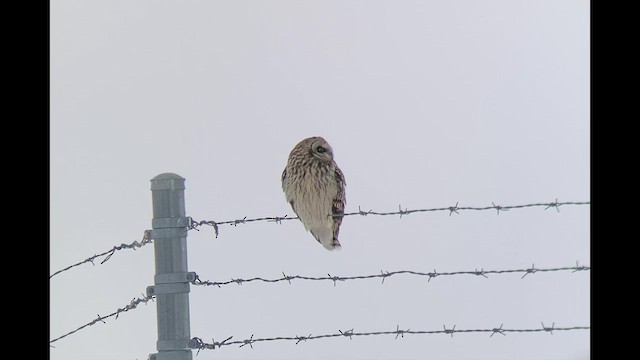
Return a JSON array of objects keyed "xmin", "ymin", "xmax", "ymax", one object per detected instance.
[
  {"xmin": 283, "ymin": 271, "xmax": 293, "ymax": 284},
  {"xmin": 191, "ymin": 337, "xmax": 205, "ymax": 354},
  {"xmin": 328, "ymin": 274, "xmax": 345, "ymax": 287},
  {"xmin": 295, "ymin": 334, "xmax": 312, "ymax": 344},
  {"xmin": 427, "ymin": 270, "xmax": 439, "ymax": 282},
  {"xmin": 541, "ymin": 322, "xmax": 555, "ymax": 335},
  {"xmin": 358, "ymin": 205, "xmax": 372, "ymax": 216},
  {"xmin": 239, "ymin": 334, "xmax": 255, "ymax": 348},
  {"xmin": 398, "ymin": 204, "xmax": 409, "ymax": 218},
  {"xmin": 474, "ymin": 268, "xmax": 488, "ymax": 278},
  {"xmin": 492, "ymin": 202, "xmax": 508, "ymax": 215},
  {"xmin": 395, "ymin": 324, "xmax": 410, "ymax": 339},
  {"xmin": 544, "ymin": 198, "xmax": 561, "ymax": 212},
  {"xmin": 192, "ymin": 335, "xmax": 235, "ymax": 353},
  {"xmin": 443, "ymin": 324, "xmax": 456, "ymax": 337},
  {"xmin": 380, "ymin": 270, "xmax": 391, "ymax": 284},
  {"xmin": 572, "ymin": 260, "xmax": 588, "ymax": 273},
  {"xmin": 339, "ymin": 329, "xmax": 354, "ymax": 340},
  {"xmin": 232, "ymin": 217, "xmax": 248, "ymax": 226},
  {"xmin": 490, "ymin": 324, "xmax": 506, "ymax": 337},
  {"xmin": 448, "ymin": 202, "xmax": 460, "ymax": 216},
  {"xmin": 189, "ymin": 218, "xmax": 220, "ymax": 238},
  {"xmin": 271, "ymin": 215, "xmax": 288, "ymax": 224},
  {"xmin": 521, "ymin": 264, "xmax": 538, "ymax": 279}
]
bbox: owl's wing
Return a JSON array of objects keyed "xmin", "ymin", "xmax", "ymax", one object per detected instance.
[
  {"xmin": 332, "ymin": 166, "xmax": 346, "ymax": 240},
  {"xmin": 281, "ymin": 168, "xmax": 287, "ymax": 188},
  {"xmin": 281, "ymin": 168, "xmax": 299, "ymax": 216}
]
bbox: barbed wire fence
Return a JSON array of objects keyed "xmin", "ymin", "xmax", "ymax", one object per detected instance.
[
  {"xmin": 49, "ymin": 264, "xmax": 590, "ymax": 347},
  {"xmin": 49, "ymin": 196, "xmax": 591, "ymax": 356},
  {"xmin": 49, "ymin": 200, "xmax": 589, "ymax": 279}
]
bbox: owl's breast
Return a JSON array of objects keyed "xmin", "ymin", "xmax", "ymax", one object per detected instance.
[{"xmin": 286, "ymin": 166, "xmax": 338, "ymax": 226}]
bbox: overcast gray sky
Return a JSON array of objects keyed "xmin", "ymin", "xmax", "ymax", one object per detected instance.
[{"xmin": 50, "ymin": 1, "xmax": 590, "ymax": 359}]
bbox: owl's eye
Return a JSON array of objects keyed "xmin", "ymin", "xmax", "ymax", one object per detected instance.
[{"xmin": 317, "ymin": 146, "xmax": 326, "ymax": 153}]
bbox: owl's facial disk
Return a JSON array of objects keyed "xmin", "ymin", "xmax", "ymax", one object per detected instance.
[{"xmin": 311, "ymin": 140, "xmax": 333, "ymax": 161}]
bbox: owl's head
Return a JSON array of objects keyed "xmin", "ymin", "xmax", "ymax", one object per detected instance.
[{"xmin": 308, "ymin": 137, "xmax": 334, "ymax": 162}]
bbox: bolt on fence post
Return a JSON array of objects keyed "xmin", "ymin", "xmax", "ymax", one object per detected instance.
[{"xmin": 148, "ymin": 173, "xmax": 193, "ymax": 360}]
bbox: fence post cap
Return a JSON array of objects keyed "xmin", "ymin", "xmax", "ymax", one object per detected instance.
[
  {"xmin": 150, "ymin": 173, "xmax": 185, "ymax": 190},
  {"xmin": 151, "ymin": 173, "xmax": 185, "ymax": 181}
]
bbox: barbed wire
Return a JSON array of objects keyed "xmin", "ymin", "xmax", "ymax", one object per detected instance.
[
  {"xmin": 49, "ymin": 263, "xmax": 588, "ymax": 346},
  {"xmin": 188, "ymin": 200, "xmax": 590, "ymax": 238},
  {"xmin": 49, "ymin": 230, "xmax": 153, "ymax": 279},
  {"xmin": 49, "ymin": 200, "xmax": 589, "ymax": 277},
  {"xmin": 192, "ymin": 263, "xmax": 590, "ymax": 288},
  {"xmin": 191, "ymin": 322, "xmax": 590, "ymax": 351},
  {"xmin": 49, "ymin": 199, "xmax": 589, "ymax": 350},
  {"xmin": 49, "ymin": 293, "xmax": 155, "ymax": 346}
]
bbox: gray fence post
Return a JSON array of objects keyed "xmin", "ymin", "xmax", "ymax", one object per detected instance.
[{"xmin": 147, "ymin": 173, "xmax": 195, "ymax": 360}]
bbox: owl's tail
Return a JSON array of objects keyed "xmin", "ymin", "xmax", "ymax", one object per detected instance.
[
  {"xmin": 311, "ymin": 228, "xmax": 342, "ymax": 250},
  {"xmin": 322, "ymin": 238, "xmax": 341, "ymax": 251}
]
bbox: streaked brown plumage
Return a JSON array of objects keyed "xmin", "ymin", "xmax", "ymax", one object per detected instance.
[{"xmin": 281, "ymin": 136, "xmax": 346, "ymax": 250}]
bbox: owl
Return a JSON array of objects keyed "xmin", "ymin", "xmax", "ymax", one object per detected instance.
[{"xmin": 281, "ymin": 136, "xmax": 346, "ymax": 250}]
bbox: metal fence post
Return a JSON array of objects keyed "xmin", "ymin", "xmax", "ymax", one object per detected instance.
[{"xmin": 147, "ymin": 173, "xmax": 195, "ymax": 360}]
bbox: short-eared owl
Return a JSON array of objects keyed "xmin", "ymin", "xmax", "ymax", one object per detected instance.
[{"xmin": 281, "ymin": 136, "xmax": 346, "ymax": 250}]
